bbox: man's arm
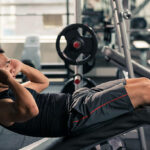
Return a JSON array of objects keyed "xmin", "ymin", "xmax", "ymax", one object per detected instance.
[
  {"xmin": 0, "ymin": 69, "xmax": 39, "ymax": 126},
  {"xmin": 21, "ymin": 63, "xmax": 49, "ymax": 92},
  {"xmin": 10, "ymin": 59, "xmax": 49, "ymax": 93}
]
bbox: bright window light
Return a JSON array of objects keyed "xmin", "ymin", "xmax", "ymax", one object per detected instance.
[{"xmin": 133, "ymin": 40, "xmax": 150, "ymax": 49}]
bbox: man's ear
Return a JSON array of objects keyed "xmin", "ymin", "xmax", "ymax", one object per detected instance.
[{"xmin": 10, "ymin": 68, "xmax": 16, "ymax": 76}]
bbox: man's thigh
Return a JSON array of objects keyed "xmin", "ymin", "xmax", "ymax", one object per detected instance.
[
  {"xmin": 69, "ymin": 82, "xmax": 134, "ymax": 133},
  {"xmin": 92, "ymin": 79, "xmax": 126, "ymax": 91}
]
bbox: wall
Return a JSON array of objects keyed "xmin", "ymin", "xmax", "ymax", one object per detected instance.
[{"xmin": 1, "ymin": 42, "xmax": 63, "ymax": 63}]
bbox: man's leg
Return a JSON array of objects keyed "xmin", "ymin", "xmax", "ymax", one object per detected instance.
[
  {"xmin": 93, "ymin": 77, "xmax": 148, "ymax": 91},
  {"xmin": 70, "ymin": 81, "xmax": 134, "ymax": 131},
  {"xmin": 92, "ymin": 78, "xmax": 125, "ymax": 91},
  {"xmin": 126, "ymin": 77, "xmax": 148, "ymax": 84},
  {"xmin": 69, "ymin": 77, "xmax": 150, "ymax": 132}
]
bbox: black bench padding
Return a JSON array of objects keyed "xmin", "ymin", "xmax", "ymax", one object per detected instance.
[{"xmin": 46, "ymin": 106, "xmax": 150, "ymax": 150}]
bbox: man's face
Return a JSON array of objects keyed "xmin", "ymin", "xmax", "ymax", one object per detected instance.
[{"xmin": 0, "ymin": 54, "xmax": 14, "ymax": 77}]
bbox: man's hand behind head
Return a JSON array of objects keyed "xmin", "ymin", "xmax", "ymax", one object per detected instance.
[
  {"xmin": 0, "ymin": 69, "xmax": 13, "ymax": 85},
  {"xmin": 10, "ymin": 59, "xmax": 23, "ymax": 77}
]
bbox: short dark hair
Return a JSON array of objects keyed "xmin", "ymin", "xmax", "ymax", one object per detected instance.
[{"xmin": 0, "ymin": 48, "xmax": 5, "ymax": 53}]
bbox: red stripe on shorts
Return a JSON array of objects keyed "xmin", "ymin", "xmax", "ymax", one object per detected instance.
[{"xmin": 73, "ymin": 94, "xmax": 128, "ymax": 123}]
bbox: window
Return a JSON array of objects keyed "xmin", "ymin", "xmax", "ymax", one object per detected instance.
[{"xmin": 0, "ymin": 0, "xmax": 75, "ymax": 42}]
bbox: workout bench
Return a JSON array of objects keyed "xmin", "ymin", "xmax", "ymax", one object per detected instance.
[
  {"xmin": 12, "ymin": 47, "xmax": 150, "ymax": 150},
  {"xmin": 31, "ymin": 106, "xmax": 150, "ymax": 150},
  {"xmin": 39, "ymin": 47, "xmax": 150, "ymax": 150}
]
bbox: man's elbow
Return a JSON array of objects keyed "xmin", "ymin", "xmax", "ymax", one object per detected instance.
[
  {"xmin": 41, "ymin": 80, "xmax": 49, "ymax": 91},
  {"xmin": 17, "ymin": 105, "xmax": 39, "ymax": 122},
  {"xmin": 27, "ymin": 105, "xmax": 39, "ymax": 119},
  {"xmin": 45, "ymin": 79, "xmax": 49, "ymax": 88}
]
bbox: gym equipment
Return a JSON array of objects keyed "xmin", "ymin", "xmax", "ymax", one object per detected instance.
[
  {"xmin": 110, "ymin": 0, "xmax": 134, "ymax": 78},
  {"xmin": 21, "ymin": 36, "xmax": 41, "ymax": 82},
  {"xmin": 103, "ymin": 21, "xmax": 114, "ymax": 45},
  {"xmin": 102, "ymin": 47, "xmax": 150, "ymax": 150},
  {"xmin": 130, "ymin": 31, "xmax": 150, "ymax": 66},
  {"xmin": 56, "ymin": 0, "xmax": 97, "ymax": 96},
  {"xmin": 20, "ymin": 39, "xmax": 70, "ymax": 79},
  {"xmin": 56, "ymin": 23, "xmax": 97, "ymax": 94},
  {"xmin": 56, "ymin": 23, "xmax": 97, "ymax": 65},
  {"xmin": 56, "ymin": 24, "xmax": 97, "ymax": 94},
  {"xmin": 61, "ymin": 77, "xmax": 96, "ymax": 95},
  {"xmin": 107, "ymin": 0, "xmax": 148, "ymax": 149},
  {"xmin": 16, "ymin": 64, "xmax": 69, "ymax": 79},
  {"xmin": 46, "ymin": 106, "xmax": 150, "ymax": 150},
  {"xmin": 102, "ymin": 46, "xmax": 150, "ymax": 78},
  {"xmin": 132, "ymin": 40, "xmax": 150, "ymax": 66},
  {"xmin": 132, "ymin": 0, "xmax": 150, "ymax": 16},
  {"xmin": 66, "ymin": 0, "xmax": 70, "ymax": 25},
  {"xmin": 131, "ymin": 17, "xmax": 147, "ymax": 29},
  {"xmin": 65, "ymin": 58, "xmax": 96, "ymax": 74},
  {"xmin": 40, "ymin": 63, "xmax": 69, "ymax": 79},
  {"xmin": 82, "ymin": 9, "xmax": 105, "ymax": 27},
  {"xmin": 6, "ymin": 106, "xmax": 150, "ymax": 150},
  {"xmin": 21, "ymin": 35, "xmax": 41, "ymax": 70}
]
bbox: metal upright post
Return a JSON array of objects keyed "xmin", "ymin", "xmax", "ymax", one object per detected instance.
[
  {"xmin": 66, "ymin": 0, "xmax": 69, "ymax": 25},
  {"xmin": 74, "ymin": 0, "xmax": 83, "ymax": 90},
  {"xmin": 115, "ymin": 0, "xmax": 134, "ymax": 78},
  {"xmin": 110, "ymin": 0, "xmax": 123, "ymax": 53},
  {"xmin": 132, "ymin": 0, "xmax": 150, "ymax": 16},
  {"xmin": 75, "ymin": 0, "xmax": 81, "ymax": 24},
  {"xmin": 122, "ymin": 0, "xmax": 130, "ymax": 44}
]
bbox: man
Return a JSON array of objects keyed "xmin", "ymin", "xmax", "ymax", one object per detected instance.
[{"xmin": 0, "ymin": 49, "xmax": 149, "ymax": 137}]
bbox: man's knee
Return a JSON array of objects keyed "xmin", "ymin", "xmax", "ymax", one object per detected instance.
[
  {"xmin": 137, "ymin": 77, "xmax": 150, "ymax": 83},
  {"xmin": 140, "ymin": 78, "xmax": 150, "ymax": 104},
  {"xmin": 125, "ymin": 77, "xmax": 150, "ymax": 107}
]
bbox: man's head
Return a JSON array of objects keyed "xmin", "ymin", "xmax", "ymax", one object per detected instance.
[
  {"xmin": 0, "ymin": 49, "xmax": 15, "ymax": 77},
  {"xmin": 0, "ymin": 49, "xmax": 7, "ymax": 67},
  {"xmin": 0, "ymin": 49, "xmax": 4, "ymax": 53},
  {"xmin": 0, "ymin": 50, "xmax": 22, "ymax": 80}
]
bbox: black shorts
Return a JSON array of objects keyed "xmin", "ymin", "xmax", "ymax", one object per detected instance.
[{"xmin": 68, "ymin": 79, "xmax": 134, "ymax": 133}]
